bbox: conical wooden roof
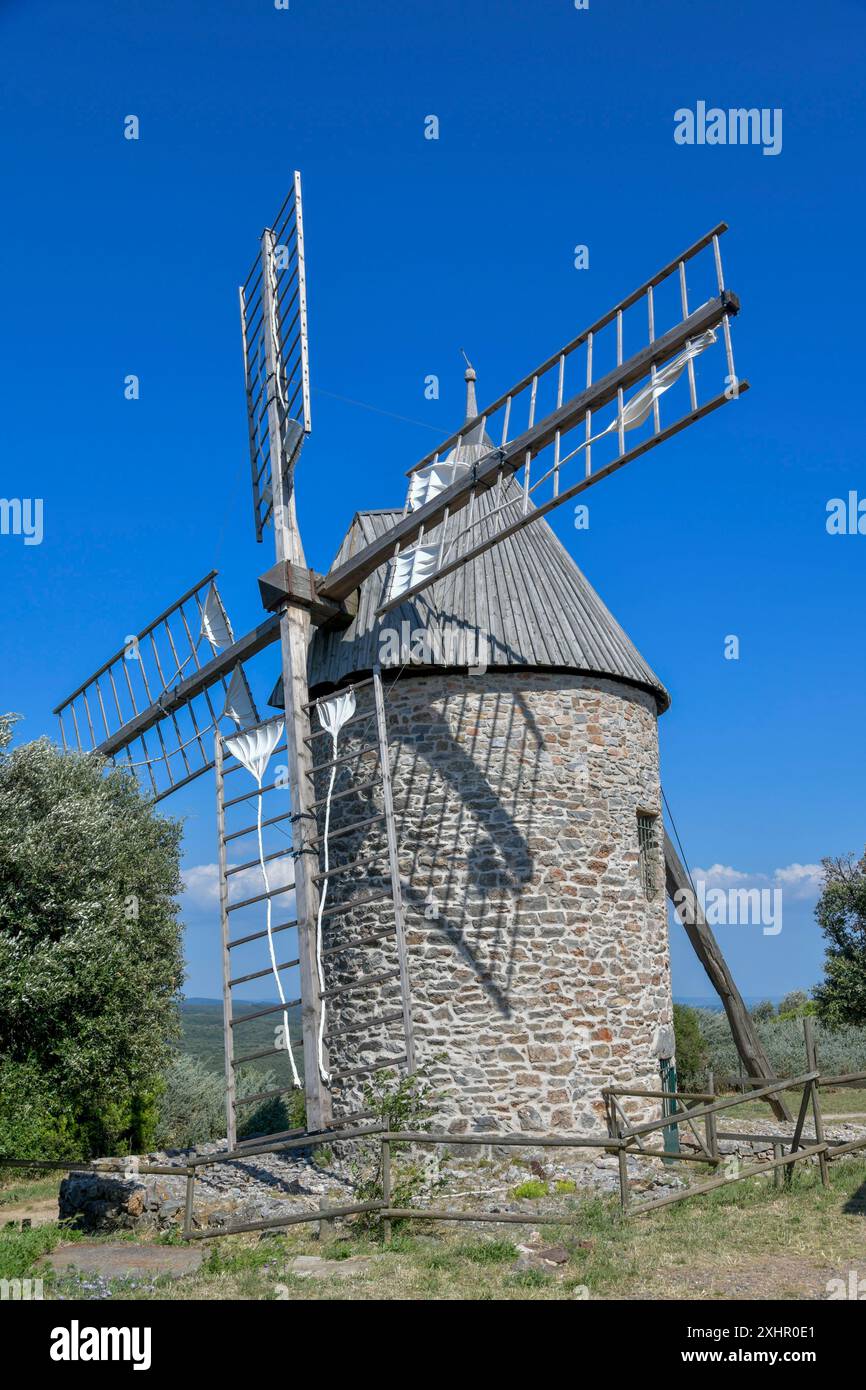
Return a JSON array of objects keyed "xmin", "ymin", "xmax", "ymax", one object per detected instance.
[{"xmin": 298, "ymin": 480, "xmax": 669, "ymax": 711}]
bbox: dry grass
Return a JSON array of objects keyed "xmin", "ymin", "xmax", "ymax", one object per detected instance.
[{"xmin": 733, "ymin": 1086, "xmax": 866, "ymax": 1120}]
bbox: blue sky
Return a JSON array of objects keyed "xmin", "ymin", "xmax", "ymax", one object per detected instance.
[{"xmin": 1, "ymin": 0, "xmax": 864, "ymax": 1001}]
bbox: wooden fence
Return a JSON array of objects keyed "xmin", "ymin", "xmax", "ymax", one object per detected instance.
[{"xmin": 4, "ymin": 1021, "xmax": 864, "ymax": 1237}]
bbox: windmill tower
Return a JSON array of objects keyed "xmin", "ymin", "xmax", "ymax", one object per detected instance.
[
  {"xmin": 55, "ymin": 181, "xmax": 791, "ymax": 1157},
  {"xmin": 276, "ymin": 363, "xmax": 672, "ymax": 1134}
]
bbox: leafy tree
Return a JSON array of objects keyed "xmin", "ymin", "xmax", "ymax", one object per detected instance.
[
  {"xmin": 814, "ymin": 851, "xmax": 866, "ymax": 1028},
  {"xmin": 0, "ymin": 730, "xmax": 185, "ymax": 1156},
  {"xmin": 750, "ymin": 999, "xmax": 776, "ymax": 1023},
  {"xmin": 672, "ymin": 1004, "xmax": 706, "ymax": 1088},
  {"xmin": 777, "ymin": 990, "xmax": 816, "ymax": 1021}
]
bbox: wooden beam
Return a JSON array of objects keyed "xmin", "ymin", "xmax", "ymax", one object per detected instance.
[
  {"xmin": 375, "ymin": 384, "xmax": 746, "ymax": 618},
  {"xmin": 318, "ymin": 293, "xmax": 739, "ymax": 604},
  {"xmin": 214, "ymin": 734, "xmax": 237, "ymax": 1151},
  {"xmin": 664, "ymin": 830, "xmax": 793, "ymax": 1123},
  {"xmin": 258, "ymin": 561, "xmax": 357, "ymax": 628},
  {"xmin": 628, "ymin": 1142, "xmax": 828, "ymax": 1217},
  {"xmin": 260, "ymin": 225, "xmax": 332, "ymax": 1134}
]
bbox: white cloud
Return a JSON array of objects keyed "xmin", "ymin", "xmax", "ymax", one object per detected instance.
[
  {"xmin": 182, "ymin": 857, "xmax": 295, "ymax": 910},
  {"xmin": 691, "ymin": 861, "xmax": 824, "ymax": 901},
  {"xmin": 772, "ymin": 862, "xmax": 824, "ymax": 899},
  {"xmin": 692, "ymin": 863, "xmax": 752, "ymax": 888},
  {"xmin": 182, "ymin": 863, "xmax": 220, "ymax": 906}
]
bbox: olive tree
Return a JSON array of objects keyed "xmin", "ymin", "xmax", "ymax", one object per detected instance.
[
  {"xmin": 0, "ymin": 721, "xmax": 184, "ymax": 1156},
  {"xmin": 813, "ymin": 851, "xmax": 866, "ymax": 1029}
]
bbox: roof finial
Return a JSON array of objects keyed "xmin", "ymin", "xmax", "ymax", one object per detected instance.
[{"xmin": 460, "ymin": 347, "xmax": 477, "ymax": 422}]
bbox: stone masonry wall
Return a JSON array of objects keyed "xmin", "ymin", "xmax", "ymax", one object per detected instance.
[{"xmin": 317, "ymin": 671, "xmax": 672, "ymax": 1135}]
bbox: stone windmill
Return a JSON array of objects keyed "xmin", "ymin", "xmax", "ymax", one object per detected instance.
[{"xmin": 55, "ymin": 175, "xmax": 788, "ymax": 1152}]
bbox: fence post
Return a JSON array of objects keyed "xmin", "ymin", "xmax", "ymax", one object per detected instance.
[
  {"xmin": 613, "ymin": 1117, "xmax": 630, "ymax": 1214},
  {"xmin": 704, "ymin": 1068, "xmax": 719, "ymax": 1162},
  {"xmin": 183, "ymin": 1169, "xmax": 196, "ymax": 1240},
  {"xmin": 382, "ymin": 1138, "xmax": 392, "ymax": 1244},
  {"xmin": 803, "ymin": 1016, "xmax": 830, "ymax": 1188},
  {"xmin": 773, "ymin": 1142, "xmax": 783, "ymax": 1189},
  {"xmin": 659, "ymin": 1058, "xmax": 679, "ymax": 1162}
]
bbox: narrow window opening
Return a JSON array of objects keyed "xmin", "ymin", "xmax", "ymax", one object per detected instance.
[{"xmin": 637, "ymin": 812, "xmax": 659, "ymax": 901}]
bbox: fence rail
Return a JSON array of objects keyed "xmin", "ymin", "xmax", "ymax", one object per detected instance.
[{"xmin": 4, "ymin": 1022, "xmax": 863, "ymax": 1237}]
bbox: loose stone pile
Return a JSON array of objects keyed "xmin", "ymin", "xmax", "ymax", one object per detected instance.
[{"xmin": 58, "ymin": 1136, "xmax": 679, "ymax": 1234}]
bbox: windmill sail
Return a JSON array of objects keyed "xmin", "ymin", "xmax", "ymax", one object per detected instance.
[
  {"xmin": 54, "ymin": 573, "xmax": 277, "ymax": 801},
  {"xmin": 315, "ymin": 224, "xmax": 744, "ymax": 615},
  {"xmin": 239, "ymin": 171, "xmax": 312, "ymax": 543}
]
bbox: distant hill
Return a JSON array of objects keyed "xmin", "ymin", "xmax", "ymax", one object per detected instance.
[{"xmin": 180, "ymin": 998, "xmax": 303, "ymax": 1085}]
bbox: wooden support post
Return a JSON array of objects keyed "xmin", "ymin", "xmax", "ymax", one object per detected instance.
[
  {"xmin": 317, "ymin": 1190, "xmax": 341, "ymax": 1241},
  {"xmin": 611, "ymin": 1114, "xmax": 629, "ymax": 1214},
  {"xmin": 664, "ymin": 832, "xmax": 792, "ymax": 1123},
  {"xmin": 215, "ymin": 734, "xmax": 237, "ymax": 1152},
  {"xmin": 704, "ymin": 1068, "xmax": 719, "ymax": 1162},
  {"xmin": 803, "ymin": 1017, "xmax": 830, "ymax": 1188},
  {"xmin": 773, "ymin": 1142, "xmax": 783, "ymax": 1189},
  {"xmin": 382, "ymin": 1138, "xmax": 392, "ymax": 1244},
  {"xmin": 617, "ymin": 1143, "xmax": 630, "ymax": 1214},
  {"xmin": 184, "ymin": 1170, "xmax": 196, "ymax": 1235},
  {"xmin": 260, "ymin": 227, "xmax": 331, "ymax": 1134},
  {"xmin": 785, "ymin": 1083, "xmax": 813, "ymax": 1187}
]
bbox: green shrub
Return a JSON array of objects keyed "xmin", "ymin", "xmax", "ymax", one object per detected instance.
[
  {"xmin": 814, "ymin": 850, "xmax": 866, "ymax": 1028},
  {"xmin": 751, "ymin": 1000, "xmax": 776, "ymax": 1023},
  {"xmin": 155, "ymin": 1055, "xmax": 305, "ymax": 1149},
  {"xmin": 694, "ymin": 1009, "xmax": 866, "ymax": 1086},
  {"xmin": 777, "ymin": 991, "xmax": 814, "ymax": 1020},
  {"xmin": 0, "ymin": 1058, "xmax": 82, "ymax": 1161},
  {"xmin": 236, "ymin": 1078, "xmax": 305, "ymax": 1142},
  {"xmin": 673, "ymin": 1004, "xmax": 706, "ymax": 1089},
  {"xmin": 349, "ymin": 1066, "xmax": 438, "ymax": 1229},
  {"xmin": 155, "ymin": 1056, "xmax": 225, "ymax": 1149}
]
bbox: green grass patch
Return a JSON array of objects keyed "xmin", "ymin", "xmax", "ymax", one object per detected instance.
[
  {"xmin": 0, "ymin": 1223, "xmax": 64, "ymax": 1280},
  {"xmin": 0, "ymin": 1174, "xmax": 58, "ymax": 1208},
  {"xmin": 510, "ymin": 1179, "xmax": 548, "ymax": 1199}
]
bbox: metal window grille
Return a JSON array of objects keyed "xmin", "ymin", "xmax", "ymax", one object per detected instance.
[{"xmin": 637, "ymin": 813, "xmax": 659, "ymax": 901}]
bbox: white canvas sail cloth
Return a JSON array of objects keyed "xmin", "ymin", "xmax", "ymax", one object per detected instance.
[
  {"xmin": 560, "ymin": 329, "xmax": 718, "ymax": 468},
  {"xmin": 225, "ymin": 719, "xmax": 301, "ymax": 1090},
  {"xmin": 386, "ymin": 543, "xmax": 442, "ymax": 605},
  {"xmin": 407, "ymin": 458, "xmax": 467, "ymax": 512},
  {"xmin": 199, "ymin": 581, "xmax": 234, "ymax": 651},
  {"xmin": 313, "ymin": 689, "xmax": 358, "ymax": 1083},
  {"xmin": 154, "ymin": 581, "xmax": 235, "ymax": 694},
  {"xmin": 222, "ymin": 664, "xmax": 259, "ymax": 730}
]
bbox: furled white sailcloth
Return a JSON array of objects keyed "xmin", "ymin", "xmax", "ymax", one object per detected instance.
[
  {"xmin": 222, "ymin": 664, "xmax": 259, "ymax": 730},
  {"xmin": 313, "ymin": 688, "xmax": 358, "ymax": 1083},
  {"xmin": 156, "ymin": 581, "xmax": 235, "ymax": 693},
  {"xmin": 561, "ymin": 329, "xmax": 718, "ymax": 469},
  {"xmin": 603, "ymin": 328, "xmax": 718, "ymax": 437},
  {"xmin": 200, "ymin": 581, "xmax": 234, "ymax": 651},
  {"xmin": 225, "ymin": 719, "xmax": 301, "ymax": 1089},
  {"xmin": 387, "ymin": 543, "xmax": 442, "ymax": 604},
  {"xmin": 407, "ymin": 459, "xmax": 465, "ymax": 512}
]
